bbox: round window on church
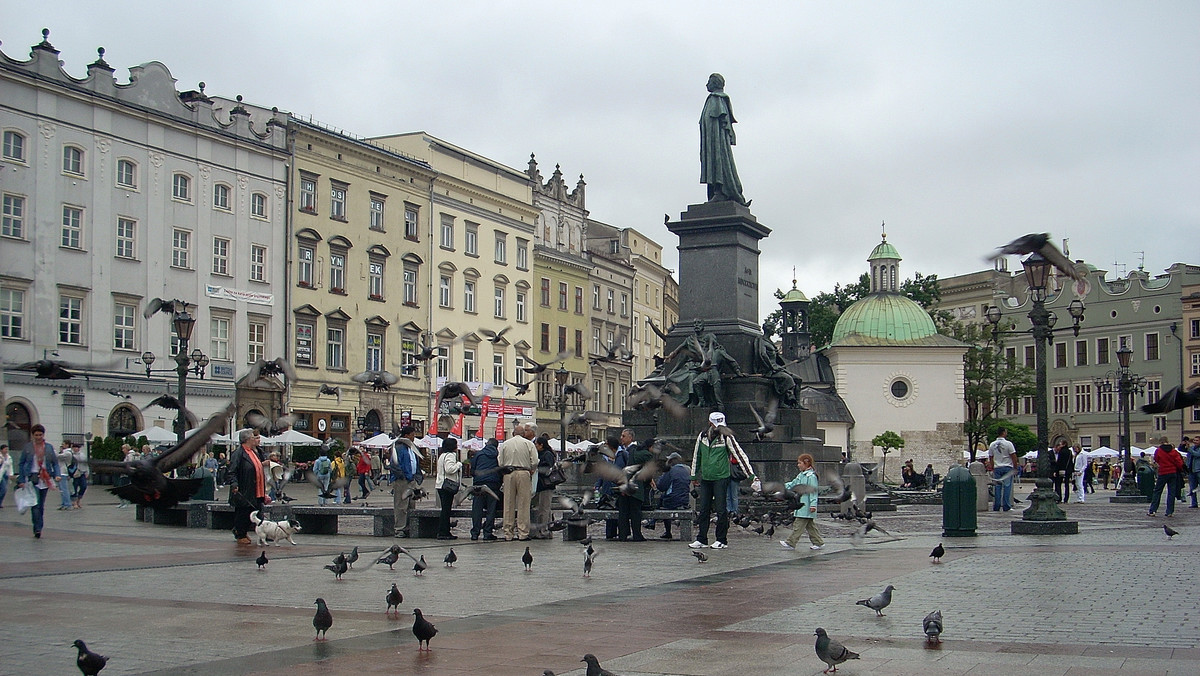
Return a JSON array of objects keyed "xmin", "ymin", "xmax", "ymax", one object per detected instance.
[{"xmin": 890, "ymin": 379, "xmax": 910, "ymax": 399}]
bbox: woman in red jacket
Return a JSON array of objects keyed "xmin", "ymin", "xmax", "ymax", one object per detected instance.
[
  {"xmin": 355, "ymin": 449, "xmax": 373, "ymax": 500},
  {"xmin": 1148, "ymin": 437, "xmax": 1185, "ymax": 517}
]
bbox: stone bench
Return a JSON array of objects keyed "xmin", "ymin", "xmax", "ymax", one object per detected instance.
[
  {"xmin": 568, "ymin": 508, "xmax": 694, "ymax": 542},
  {"xmin": 205, "ymin": 503, "xmax": 396, "ymax": 537},
  {"xmin": 408, "ymin": 508, "xmax": 480, "ymax": 539},
  {"xmin": 136, "ymin": 501, "xmax": 216, "ymax": 528}
]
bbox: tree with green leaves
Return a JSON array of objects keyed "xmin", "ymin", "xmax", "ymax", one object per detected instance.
[
  {"xmin": 985, "ymin": 419, "xmax": 1037, "ymax": 455},
  {"xmin": 871, "ymin": 430, "xmax": 905, "ymax": 484},
  {"xmin": 950, "ymin": 322, "xmax": 1037, "ymax": 460}
]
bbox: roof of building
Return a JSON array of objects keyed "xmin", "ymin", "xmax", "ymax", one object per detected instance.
[
  {"xmin": 798, "ymin": 386, "xmax": 855, "ymax": 424},
  {"xmin": 868, "ymin": 239, "xmax": 901, "ymax": 261},
  {"xmin": 829, "ymin": 292, "xmax": 961, "ymax": 347}
]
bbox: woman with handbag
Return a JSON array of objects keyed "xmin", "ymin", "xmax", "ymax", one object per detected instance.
[
  {"xmin": 435, "ymin": 438, "xmax": 462, "ymax": 540},
  {"xmin": 16, "ymin": 424, "xmax": 60, "ymax": 539},
  {"xmin": 532, "ymin": 435, "xmax": 559, "ymax": 539}
]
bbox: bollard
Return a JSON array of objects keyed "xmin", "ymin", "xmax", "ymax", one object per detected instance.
[
  {"xmin": 943, "ymin": 466, "xmax": 977, "ymax": 537},
  {"xmin": 969, "ymin": 461, "xmax": 989, "ymax": 512}
]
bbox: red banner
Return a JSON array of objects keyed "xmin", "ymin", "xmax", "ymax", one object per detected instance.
[
  {"xmin": 476, "ymin": 395, "xmax": 490, "ymax": 438},
  {"xmin": 495, "ymin": 399, "xmax": 507, "ymax": 441}
]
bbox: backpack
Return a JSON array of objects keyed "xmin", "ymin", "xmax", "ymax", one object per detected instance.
[{"xmin": 314, "ymin": 456, "xmax": 332, "ymax": 477}]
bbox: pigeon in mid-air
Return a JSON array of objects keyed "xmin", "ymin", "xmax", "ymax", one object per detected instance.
[
  {"xmin": 929, "ymin": 543, "xmax": 945, "ymax": 563},
  {"xmin": 444, "ymin": 548, "xmax": 457, "ymax": 567},
  {"xmin": 1142, "ymin": 385, "xmax": 1200, "ymax": 414},
  {"xmin": 814, "ymin": 627, "xmax": 859, "ymax": 673},
  {"xmin": 376, "ymin": 547, "xmax": 400, "ymax": 570},
  {"xmin": 522, "ymin": 546, "xmax": 533, "ymax": 571},
  {"xmin": 312, "ymin": 598, "xmax": 332, "ymax": 641},
  {"xmin": 856, "ymin": 584, "xmax": 895, "ymax": 616},
  {"xmin": 256, "ymin": 551, "xmax": 269, "ymax": 569},
  {"xmin": 386, "ymin": 583, "xmax": 403, "ymax": 616},
  {"xmin": 581, "ymin": 653, "xmax": 619, "ymax": 676},
  {"xmin": 13, "ymin": 358, "xmax": 78, "ymax": 380},
  {"xmin": 923, "ymin": 610, "xmax": 944, "ymax": 644},
  {"xmin": 987, "ymin": 233, "xmax": 1083, "ymax": 282},
  {"xmin": 1164, "ymin": 524, "xmax": 1179, "ymax": 539},
  {"xmin": 412, "ymin": 608, "xmax": 437, "ymax": 650},
  {"xmin": 692, "ymin": 550, "xmax": 708, "ymax": 563},
  {"xmin": 73, "ymin": 639, "xmax": 108, "ymax": 675}
]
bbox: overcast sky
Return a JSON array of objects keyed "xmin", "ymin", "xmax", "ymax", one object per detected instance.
[{"xmin": 5, "ymin": 1, "xmax": 1197, "ymax": 320}]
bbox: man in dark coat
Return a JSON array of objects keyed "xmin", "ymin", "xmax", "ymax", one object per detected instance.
[
  {"xmin": 227, "ymin": 428, "xmax": 265, "ymax": 545},
  {"xmin": 470, "ymin": 438, "xmax": 502, "ymax": 540}
]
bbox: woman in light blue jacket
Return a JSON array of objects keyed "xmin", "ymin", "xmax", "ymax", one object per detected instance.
[{"xmin": 780, "ymin": 453, "xmax": 824, "ymax": 551}]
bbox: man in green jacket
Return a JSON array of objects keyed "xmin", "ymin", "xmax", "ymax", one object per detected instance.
[{"xmin": 689, "ymin": 411, "xmax": 756, "ymax": 550}]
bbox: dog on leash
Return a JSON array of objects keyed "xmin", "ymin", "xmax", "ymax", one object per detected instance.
[{"xmin": 250, "ymin": 510, "xmax": 302, "ymax": 546}]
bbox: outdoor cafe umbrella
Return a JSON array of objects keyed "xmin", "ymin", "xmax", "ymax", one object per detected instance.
[
  {"xmin": 261, "ymin": 429, "xmax": 323, "ymax": 446},
  {"xmin": 360, "ymin": 432, "xmax": 395, "ymax": 448},
  {"xmin": 131, "ymin": 426, "xmax": 180, "ymax": 445}
]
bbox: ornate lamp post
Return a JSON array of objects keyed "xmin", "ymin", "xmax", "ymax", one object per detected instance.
[
  {"xmin": 986, "ymin": 253, "xmax": 1084, "ymax": 533},
  {"xmin": 142, "ymin": 306, "xmax": 209, "ymax": 442},
  {"xmin": 554, "ymin": 364, "xmax": 570, "ymax": 453},
  {"xmin": 1094, "ymin": 345, "xmax": 1147, "ymax": 499}
]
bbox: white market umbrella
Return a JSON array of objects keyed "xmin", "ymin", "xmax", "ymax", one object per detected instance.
[
  {"xmin": 262, "ymin": 429, "xmax": 323, "ymax": 446},
  {"xmin": 1022, "ymin": 450, "xmax": 1040, "ymax": 460},
  {"xmin": 416, "ymin": 435, "xmax": 443, "ymax": 450},
  {"xmin": 132, "ymin": 426, "xmax": 179, "ymax": 445},
  {"xmin": 1089, "ymin": 446, "xmax": 1119, "ymax": 458},
  {"xmin": 460, "ymin": 437, "xmax": 486, "ymax": 451},
  {"xmin": 360, "ymin": 433, "xmax": 395, "ymax": 448}
]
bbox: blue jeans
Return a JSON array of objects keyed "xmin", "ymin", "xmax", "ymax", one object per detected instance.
[
  {"xmin": 1148, "ymin": 473, "xmax": 1179, "ymax": 516},
  {"xmin": 0, "ymin": 475, "xmax": 8, "ymax": 506},
  {"xmin": 57, "ymin": 476, "xmax": 72, "ymax": 508},
  {"xmin": 726, "ymin": 479, "xmax": 740, "ymax": 513},
  {"xmin": 992, "ymin": 467, "xmax": 1014, "ymax": 511},
  {"xmin": 1189, "ymin": 471, "xmax": 1200, "ymax": 508}
]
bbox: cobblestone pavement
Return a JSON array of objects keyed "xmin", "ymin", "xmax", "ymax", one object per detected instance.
[{"xmin": 1, "ymin": 483, "xmax": 1196, "ymax": 675}]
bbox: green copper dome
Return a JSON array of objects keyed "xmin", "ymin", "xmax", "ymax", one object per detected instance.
[
  {"xmin": 781, "ymin": 286, "xmax": 809, "ymax": 303},
  {"xmin": 828, "ymin": 293, "xmax": 940, "ymax": 346},
  {"xmin": 868, "ymin": 240, "xmax": 901, "ymax": 261}
]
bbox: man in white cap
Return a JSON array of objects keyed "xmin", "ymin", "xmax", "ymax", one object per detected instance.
[{"xmin": 690, "ymin": 411, "xmax": 756, "ymax": 549}]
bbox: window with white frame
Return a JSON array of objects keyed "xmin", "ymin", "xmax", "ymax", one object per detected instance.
[
  {"xmin": 247, "ymin": 321, "xmax": 265, "ymax": 364},
  {"xmin": 1193, "ymin": 406, "xmax": 1200, "ymax": 424},
  {"xmin": 213, "ymin": 183, "xmax": 231, "ymax": 211},
  {"xmin": 1145, "ymin": 379, "xmax": 1161, "ymax": 407},
  {"xmin": 404, "ymin": 204, "xmax": 419, "ymax": 240},
  {"xmin": 557, "ymin": 282, "xmax": 567, "ymax": 311},
  {"xmin": 540, "ymin": 278, "xmax": 550, "ymax": 307},
  {"xmin": 3, "ymin": 193, "xmax": 25, "ymax": 238},
  {"xmin": 1145, "ymin": 332, "xmax": 1159, "ymax": 361},
  {"xmin": 494, "ymin": 287, "xmax": 505, "ymax": 318},
  {"xmin": 516, "ymin": 291, "xmax": 526, "ymax": 322},
  {"xmin": 592, "ymin": 284, "xmax": 600, "ymax": 310},
  {"xmin": 329, "ymin": 253, "xmax": 345, "ymax": 292},
  {"xmin": 401, "ymin": 334, "xmax": 418, "ymax": 376},
  {"xmin": 330, "ymin": 182, "xmax": 347, "ymax": 220},
  {"xmin": 210, "ymin": 317, "xmax": 230, "ymax": 361},
  {"xmin": 403, "ymin": 265, "xmax": 418, "ymax": 305},
  {"xmin": 369, "ymin": 195, "xmax": 385, "ymax": 231},
  {"xmin": 516, "ymin": 239, "xmax": 528, "ymax": 270},
  {"xmin": 593, "ymin": 327, "xmax": 601, "ymax": 354},
  {"xmin": 462, "ymin": 348, "xmax": 476, "ymax": 382},
  {"xmin": 2, "ymin": 131, "xmax": 25, "ymax": 161},
  {"xmin": 1096, "ymin": 337, "xmax": 1110, "ymax": 365},
  {"xmin": 366, "ymin": 332, "xmax": 383, "ymax": 371},
  {"xmin": 607, "ymin": 289, "xmax": 615, "ymax": 314},
  {"xmin": 1074, "ymin": 383, "xmax": 1092, "ymax": 413},
  {"xmin": 295, "ymin": 321, "xmax": 314, "ymax": 366},
  {"xmin": 494, "ymin": 232, "xmax": 507, "ymax": 263},
  {"xmin": 559, "ymin": 326, "xmax": 568, "ymax": 354},
  {"xmin": 172, "ymin": 173, "xmax": 191, "ymax": 201},
  {"xmin": 116, "ymin": 159, "xmax": 137, "ymax": 189},
  {"xmin": 575, "ymin": 287, "xmax": 584, "ymax": 314},
  {"xmin": 115, "ymin": 218, "xmax": 136, "ymax": 259},
  {"xmin": 465, "ymin": 223, "xmax": 478, "ymax": 256},
  {"xmin": 439, "ymin": 276, "xmax": 452, "ymax": 308},
  {"xmin": 1052, "ymin": 384, "xmax": 1069, "ymax": 414},
  {"xmin": 1191, "ymin": 352, "xmax": 1200, "ymax": 376},
  {"xmin": 299, "ymin": 174, "xmax": 317, "ymax": 212},
  {"xmin": 61, "ymin": 206, "xmax": 83, "ymax": 249},
  {"xmin": 62, "ymin": 146, "xmax": 84, "ymax": 175},
  {"xmin": 212, "ymin": 237, "xmax": 230, "ymax": 275},
  {"xmin": 59, "ymin": 295, "xmax": 83, "ymax": 345},
  {"xmin": 251, "ymin": 192, "xmax": 268, "ymax": 219},
  {"xmin": 1098, "ymin": 388, "xmax": 1114, "ymax": 413},
  {"xmin": 435, "ymin": 346, "xmax": 449, "ymax": 380},
  {"xmin": 327, "ymin": 327, "xmax": 345, "ymax": 369},
  {"xmin": 369, "ymin": 261, "xmax": 384, "ymax": 299},
  {"xmin": 1054, "ymin": 342, "xmax": 1067, "ymax": 368},
  {"xmin": 250, "ymin": 244, "xmax": 267, "ymax": 282},
  {"xmin": 493, "ymin": 353, "xmax": 504, "ymax": 386},
  {"xmin": 113, "ymin": 303, "xmax": 136, "ymax": 351},
  {"xmin": 620, "ymin": 293, "xmax": 629, "ymax": 317},
  {"xmin": 171, "ymin": 229, "xmax": 190, "ymax": 268},
  {"xmin": 1192, "ymin": 319, "xmax": 1200, "ymax": 339},
  {"xmin": 515, "ymin": 356, "xmax": 526, "ymax": 385},
  {"xmin": 440, "ymin": 214, "xmax": 454, "ymax": 249},
  {"xmin": 1, "ymin": 288, "xmax": 25, "ymax": 339},
  {"xmin": 464, "ymin": 280, "xmax": 476, "ymax": 313},
  {"xmin": 1153, "ymin": 415, "xmax": 1167, "ymax": 432},
  {"xmin": 297, "ymin": 245, "xmax": 314, "ymax": 287},
  {"xmin": 1075, "ymin": 340, "xmax": 1088, "ymax": 366}
]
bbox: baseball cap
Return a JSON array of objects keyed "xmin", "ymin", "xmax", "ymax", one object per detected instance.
[{"xmin": 708, "ymin": 411, "xmax": 726, "ymax": 426}]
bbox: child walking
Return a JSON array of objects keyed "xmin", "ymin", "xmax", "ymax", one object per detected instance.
[{"xmin": 781, "ymin": 453, "xmax": 824, "ymax": 551}]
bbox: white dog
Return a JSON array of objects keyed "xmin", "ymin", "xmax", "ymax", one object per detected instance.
[{"xmin": 250, "ymin": 510, "xmax": 302, "ymax": 546}]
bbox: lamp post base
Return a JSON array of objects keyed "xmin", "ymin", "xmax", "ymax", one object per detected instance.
[
  {"xmin": 1013, "ymin": 477, "xmax": 1078, "ymax": 534},
  {"xmin": 1112, "ymin": 471, "xmax": 1149, "ymax": 502}
]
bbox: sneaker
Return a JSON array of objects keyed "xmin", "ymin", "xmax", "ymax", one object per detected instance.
[
  {"xmin": 710, "ymin": 541, "xmax": 729, "ymax": 550},
  {"xmin": 688, "ymin": 540, "xmax": 708, "ymax": 549},
  {"xmin": 779, "ymin": 540, "xmax": 794, "ymax": 550},
  {"xmin": 810, "ymin": 544, "xmax": 824, "ymax": 550},
  {"xmin": 1147, "ymin": 512, "xmax": 1156, "ymax": 516}
]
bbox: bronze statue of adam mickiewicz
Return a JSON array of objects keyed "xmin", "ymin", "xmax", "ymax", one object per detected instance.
[{"xmin": 700, "ymin": 73, "xmax": 748, "ymax": 206}]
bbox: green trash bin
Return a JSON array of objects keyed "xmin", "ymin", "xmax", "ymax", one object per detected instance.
[
  {"xmin": 191, "ymin": 467, "xmax": 216, "ymax": 501},
  {"xmin": 1136, "ymin": 464, "xmax": 1155, "ymax": 499},
  {"xmin": 942, "ymin": 466, "xmax": 977, "ymax": 537}
]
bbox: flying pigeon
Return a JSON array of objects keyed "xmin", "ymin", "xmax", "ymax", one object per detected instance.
[
  {"xmin": 692, "ymin": 550, "xmax": 708, "ymax": 563},
  {"xmin": 814, "ymin": 627, "xmax": 860, "ymax": 673},
  {"xmin": 142, "ymin": 297, "xmax": 186, "ymax": 319},
  {"xmin": 324, "ymin": 556, "xmax": 348, "ymax": 580},
  {"xmin": 89, "ymin": 405, "xmax": 233, "ymax": 508},
  {"xmin": 518, "ymin": 349, "xmax": 573, "ymax": 374},
  {"xmin": 522, "ymin": 546, "xmax": 533, "ymax": 571},
  {"xmin": 12, "ymin": 358, "xmax": 75, "ymax": 380},
  {"xmin": 312, "ymin": 598, "xmax": 332, "ymax": 641},
  {"xmin": 748, "ymin": 399, "xmax": 778, "ymax": 440},
  {"xmin": 444, "ymin": 548, "xmax": 457, "ymax": 567},
  {"xmin": 856, "ymin": 584, "xmax": 895, "ymax": 616},
  {"xmin": 350, "ymin": 369, "xmax": 399, "ymax": 392},
  {"xmin": 1142, "ymin": 385, "xmax": 1200, "ymax": 414},
  {"xmin": 107, "ymin": 390, "xmax": 131, "ymax": 399},
  {"xmin": 581, "ymin": 653, "xmax": 619, "ymax": 676},
  {"xmin": 246, "ymin": 357, "xmax": 296, "ymax": 387},
  {"xmin": 1164, "ymin": 524, "xmax": 1179, "ymax": 539},
  {"xmin": 987, "ymin": 233, "xmax": 1083, "ymax": 281},
  {"xmin": 73, "ymin": 639, "xmax": 108, "ymax": 676},
  {"xmin": 246, "ymin": 411, "xmax": 299, "ymax": 436},
  {"xmin": 412, "ymin": 608, "xmax": 437, "ymax": 651},
  {"xmin": 923, "ymin": 610, "xmax": 943, "ymax": 644},
  {"xmin": 929, "ymin": 543, "xmax": 945, "ymax": 563},
  {"xmin": 480, "ymin": 326, "xmax": 511, "ymax": 343},
  {"xmin": 346, "ymin": 546, "xmax": 359, "ymax": 569},
  {"xmin": 505, "ymin": 379, "xmax": 532, "ymax": 396},
  {"xmin": 376, "ymin": 547, "xmax": 401, "ymax": 570},
  {"xmin": 386, "ymin": 583, "xmax": 403, "ymax": 616},
  {"xmin": 563, "ymin": 381, "xmax": 594, "ymax": 401},
  {"xmin": 256, "ymin": 551, "xmax": 269, "ymax": 569},
  {"xmin": 317, "ymin": 383, "xmax": 342, "ymax": 404}
]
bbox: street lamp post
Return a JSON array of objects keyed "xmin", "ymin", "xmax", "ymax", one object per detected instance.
[
  {"xmin": 1094, "ymin": 345, "xmax": 1147, "ymax": 499},
  {"xmin": 142, "ymin": 306, "xmax": 209, "ymax": 442},
  {"xmin": 554, "ymin": 365, "xmax": 570, "ymax": 455}
]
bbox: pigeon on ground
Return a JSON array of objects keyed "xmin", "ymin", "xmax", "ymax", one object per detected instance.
[
  {"xmin": 583, "ymin": 548, "xmax": 597, "ymax": 577},
  {"xmin": 814, "ymin": 627, "xmax": 859, "ymax": 673},
  {"xmin": 324, "ymin": 557, "xmax": 348, "ymax": 580},
  {"xmin": 412, "ymin": 555, "xmax": 427, "ymax": 576},
  {"xmin": 692, "ymin": 550, "xmax": 708, "ymax": 563},
  {"xmin": 582, "ymin": 653, "xmax": 619, "ymax": 676},
  {"xmin": 1164, "ymin": 524, "xmax": 1179, "ymax": 539},
  {"xmin": 73, "ymin": 639, "xmax": 108, "ymax": 675},
  {"xmin": 256, "ymin": 551, "xmax": 269, "ymax": 569},
  {"xmin": 313, "ymin": 598, "xmax": 332, "ymax": 641},
  {"xmin": 412, "ymin": 608, "xmax": 437, "ymax": 650},
  {"xmin": 923, "ymin": 610, "xmax": 943, "ymax": 644},
  {"xmin": 856, "ymin": 584, "xmax": 895, "ymax": 616},
  {"xmin": 444, "ymin": 548, "xmax": 457, "ymax": 567},
  {"xmin": 346, "ymin": 546, "xmax": 359, "ymax": 568},
  {"xmin": 386, "ymin": 583, "xmax": 403, "ymax": 616},
  {"xmin": 929, "ymin": 543, "xmax": 945, "ymax": 563},
  {"xmin": 376, "ymin": 547, "xmax": 400, "ymax": 570},
  {"xmin": 522, "ymin": 546, "xmax": 533, "ymax": 571}
]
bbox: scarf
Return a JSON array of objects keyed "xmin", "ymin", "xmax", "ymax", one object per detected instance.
[{"xmin": 243, "ymin": 446, "xmax": 266, "ymax": 499}]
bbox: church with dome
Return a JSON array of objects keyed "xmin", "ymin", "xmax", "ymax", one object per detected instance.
[{"xmin": 780, "ymin": 235, "xmax": 968, "ymax": 476}]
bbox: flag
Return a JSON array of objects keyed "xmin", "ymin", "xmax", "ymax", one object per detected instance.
[
  {"xmin": 476, "ymin": 395, "xmax": 491, "ymax": 438},
  {"xmin": 495, "ymin": 398, "xmax": 507, "ymax": 441}
]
